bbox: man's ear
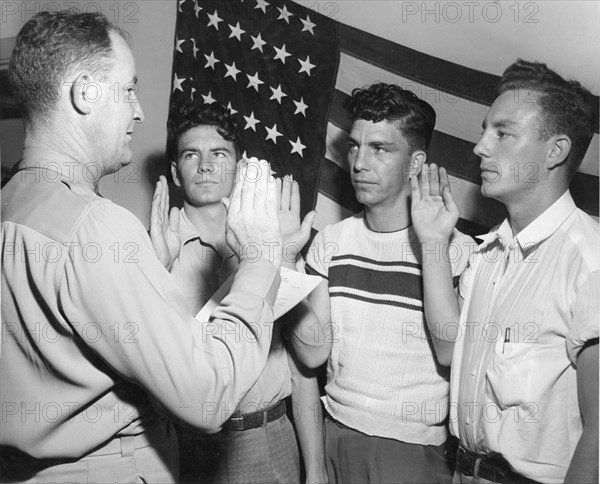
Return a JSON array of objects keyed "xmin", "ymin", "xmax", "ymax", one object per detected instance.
[
  {"xmin": 170, "ymin": 161, "xmax": 181, "ymax": 187},
  {"xmin": 409, "ymin": 151, "xmax": 426, "ymax": 177},
  {"xmin": 546, "ymin": 134, "xmax": 571, "ymax": 170},
  {"xmin": 70, "ymin": 72, "xmax": 96, "ymax": 115}
]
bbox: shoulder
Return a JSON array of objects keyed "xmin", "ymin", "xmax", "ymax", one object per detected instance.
[
  {"xmin": 560, "ymin": 209, "xmax": 599, "ymax": 272},
  {"xmin": 316, "ymin": 213, "xmax": 363, "ymax": 244}
]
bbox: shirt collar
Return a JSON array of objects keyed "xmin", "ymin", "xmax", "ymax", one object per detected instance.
[
  {"xmin": 475, "ymin": 191, "xmax": 577, "ymax": 252},
  {"xmin": 179, "ymin": 208, "xmax": 202, "ymax": 245}
]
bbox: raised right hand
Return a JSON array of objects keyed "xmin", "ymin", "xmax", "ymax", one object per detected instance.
[
  {"xmin": 410, "ymin": 163, "xmax": 459, "ymax": 243},
  {"xmin": 222, "ymin": 158, "xmax": 283, "ymax": 267}
]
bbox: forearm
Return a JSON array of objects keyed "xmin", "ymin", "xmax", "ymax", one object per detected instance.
[
  {"xmin": 565, "ymin": 427, "xmax": 599, "ymax": 484},
  {"xmin": 288, "ymin": 353, "xmax": 327, "ymax": 484},
  {"xmin": 421, "ymin": 239, "xmax": 460, "ymax": 365}
]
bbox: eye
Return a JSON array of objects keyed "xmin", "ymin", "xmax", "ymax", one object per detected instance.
[
  {"xmin": 348, "ymin": 142, "xmax": 357, "ymax": 151},
  {"xmin": 497, "ymin": 131, "xmax": 511, "ymax": 139},
  {"xmin": 182, "ymin": 152, "xmax": 199, "ymax": 161},
  {"xmin": 373, "ymin": 146, "xmax": 387, "ymax": 154},
  {"xmin": 213, "ymin": 152, "xmax": 227, "ymax": 158}
]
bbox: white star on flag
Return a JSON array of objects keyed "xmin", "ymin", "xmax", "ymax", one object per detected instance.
[
  {"xmin": 227, "ymin": 102, "xmax": 237, "ymax": 115},
  {"xmin": 204, "ymin": 51, "xmax": 220, "ymax": 70},
  {"xmin": 298, "ymin": 56, "xmax": 315, "ymax": 76},
  {"xmin": 194, "ymin": 0, "xmax": 202, "ymax": 18},
  {"xmin": 207, "ymin": 10, "xmax": 223, "ymax": 30},
  {"xmin": 244, "ymin": 112, "xmax": 260, "ymax": 131},
  {"xmin": 191, "ymin": 87, "xmax": 196, "ymax": 100},
  {"xmin": 254, "ymin": 0, "xmax": 269, "ymax": 14},
  {"xmin": 202, "ymin": 91, "xmax": 216, "ymax": 104},
  {"xmin": 175, "ymin": 36, "xmax": 185, "ymax": 53},
  {"xmin": 300, "ymin": 15, "xmax": 316, "ymax": 35},
  {"xmin": 293, "ymin": 97, "xmax": 308, "ymax": 116},
  {"xmin": 246, "ymin": 72, "xmax": 264, "ymax": 92},
  {"xmin": 228, "ymin": 22, "xmax": 246, "ymax": 41},
  {"xmin": 277, "ymin": 5, "xmax": 294, "ymax": 23},
  {"xmin": 178, "ymin": 0, "xmax": 185, "ymax": 13},
  {"xmin": 250, "ymin": 33, "xmax": 266, "ymax": 53},
  {"xmin": 191, "ymin": 39, "xmax": 199, "ymax": 59},
  {"xmin": 289, "ymin": 137, "xmax": 307, "ymax": 156},
  {"xmin": 173, "ymin": 74, "xmax": 185, "ymax": 93},
  {"xmin": 265, "ymin": 123, "xmax": 282, "ymax": 144},
  {"xmin": 224, "ymin": 61, "xmax": 241, "ymax": 80},
  {"xmin": 273, "ymin": 44, "xmax": 291, "ymax": 64},
  {"xmin": 269, "ymin": 85, "xmax": 287, "ymax": 104}
]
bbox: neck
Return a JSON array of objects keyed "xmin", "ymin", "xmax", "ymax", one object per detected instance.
[
  {"xmin": 21, "ymin": 116, "xmax": 99, "ymax": 190},
  {"xmin": 183, "ymin": 201, "xmax": 227, "ymax": 242},
  {"xmin": 505, "ymin": 182, "xmax": 567, "ymax": 235},
  {"xmin": 364, "ymin": 186, "xmax": 411, "ymax": 232}
]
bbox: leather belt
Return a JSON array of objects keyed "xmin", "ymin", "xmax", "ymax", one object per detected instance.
[
  {"xmin": 223, "ymin": 400, "xmax": 286, "ymax": 431},
  {"xmin": 456, "ymin": 445, "xmax": 542, "ymax": 484}
]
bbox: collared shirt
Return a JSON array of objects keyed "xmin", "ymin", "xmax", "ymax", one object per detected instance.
[
  {"xmin": 170, "ymin": 209, "xmax": 291, "ymax": 414},
  {"xmin": 450, "ymin": 191, "xmax": 599, "ymax": 484},
  {"xmin": 1, "ymin": 149, "xmax": 279, "ymax": 459}
]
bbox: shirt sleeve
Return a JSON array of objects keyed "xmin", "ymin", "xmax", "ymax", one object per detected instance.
[
  {"xmin": 566, "ymin": 269, "xmax": 600, "ymax": 365},
  {"xmin": 59, "ymin": 202, "xmax": 280, "ymax": 432}
]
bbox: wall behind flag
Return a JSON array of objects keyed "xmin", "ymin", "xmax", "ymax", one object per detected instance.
[{"xmin": 1, "ymin": 1, "xmax": 597, "ymax": 227}]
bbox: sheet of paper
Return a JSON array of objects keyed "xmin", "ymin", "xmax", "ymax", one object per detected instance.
[{"xmin": 195, "ymin": 266, "xmax": 322, "ymax": 323}]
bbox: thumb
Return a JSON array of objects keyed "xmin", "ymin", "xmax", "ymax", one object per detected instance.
[{"xmin": 300, "ymin": 211, "xmax": 317, "ymax": 240}]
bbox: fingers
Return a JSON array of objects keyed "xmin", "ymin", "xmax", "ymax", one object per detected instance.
[
  {"xmin": 228, "ymin": 161, "xmax": 245, "ymax": 213},
  {"xmin": 440, "ymin": 168, "xmax": 459, "ymax": 214},
  {"xmin": 429, "ymin": 163, "xmax": 440, "ymax": 196},
  {"xmin": 410, "ymin": 170, "xmax": 421, "ymax": 202},
  {"xmin": 290, "ymin": 177, "xmax": 300, "ymax": 216},
  {"xmin": 281, "ymin": 175, "xmax": 293, "ymax": 211},
  {"xmin": 265, "ymin": 162, "xmax": 278, "ymax": 218},
  {"xmin": 421, "ymin": 163, "xmax": 430, "ymax": 198},
  {"xmin": 276, "ymin": 176, "xmax": 282, "ymax": 210},
  {"xmin": 169, "ymin": 207, "xmax": 180, "ymax": 233}
]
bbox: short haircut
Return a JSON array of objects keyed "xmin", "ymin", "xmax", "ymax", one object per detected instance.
[
  {"xmin": 343, "ymin": 82, "xmax": 436, "ymax": 152},
  {"xmin": 498, "ymin": 59, "xmax": 596, "ymax": 174},
  {"xmin": 167, "ymin": 102, "xmax": 240, "ymax": 162},
  {"xmin": 8, "ymin": 11, "xmax": 123, "ymax": 123}
]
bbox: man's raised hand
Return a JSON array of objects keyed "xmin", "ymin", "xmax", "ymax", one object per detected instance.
[
  {"xmin": 222, "ymin": 158, "xmax": 283, "ymax": 267},
  {"xmin": 410, "ymin": 163, "xmax": 459, "ymax": 243},
  {"xmin": 149, "ymin": 175, "xmax": 181, "ymax": 269},
  {"xmin": 276, "ymin": 175, "xmax": 316, "ymax": 268}
]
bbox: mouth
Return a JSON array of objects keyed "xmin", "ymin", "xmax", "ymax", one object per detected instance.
[{"xmin": 353, "ymin": 178, "xmax": 375, "ymax": 185}]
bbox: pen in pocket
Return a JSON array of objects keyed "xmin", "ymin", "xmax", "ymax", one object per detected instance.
[{"xmin": 502, "ymin": 327, "xmax": 511, "ymax": 354}]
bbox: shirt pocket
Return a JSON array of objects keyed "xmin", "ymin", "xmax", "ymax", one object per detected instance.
[{"xmin": 485, "ymin": 339, "xmax": 537, "ymax": 410}]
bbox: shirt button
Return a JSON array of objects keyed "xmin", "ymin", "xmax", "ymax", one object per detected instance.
[
  {"xmin": 465, "ymin": 417, "xmax": 472, "ymax": 425},
  {"xmin": 471, "ymin": 369, "xmax": 476, "ymax": 376}
]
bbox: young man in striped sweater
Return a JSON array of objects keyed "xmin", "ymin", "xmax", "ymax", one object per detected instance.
[{"xmin": 294, "ymin": 83, "xmax": 475, "ymax": 483}]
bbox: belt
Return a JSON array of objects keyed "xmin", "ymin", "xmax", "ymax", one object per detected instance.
[
  {"xmin": 456, "ymin": 445, "xmax": 542, "ymax": 484},
  {"xmin": 223, "ymin": 400, "xmax": 286, "ymax": 431}
]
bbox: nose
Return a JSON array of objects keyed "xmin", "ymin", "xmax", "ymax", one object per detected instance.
[
  {"xmin": 351, "ymin": 147, "xmax": 369, "ymax": 172},
  {"xmin": 133, "ymin": 99, "xmax": 144, "ymax": 123},
  {"xmin": 198, "ymin": 159, "xmax": 215, "ymax": 174},
  {"xmin": 473, "ymin": 132, "xmax": 489, "ymax": 158}
]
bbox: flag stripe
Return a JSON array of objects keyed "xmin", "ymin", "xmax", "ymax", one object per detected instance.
[{"xmin": 336, "ymin": 23, "xmax": 600, "ymax": 133}]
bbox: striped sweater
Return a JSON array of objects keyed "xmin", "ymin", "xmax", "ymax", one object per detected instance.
[{"xmin": 307, "ymin": 213, "xmax": 474, "ymax": 445}]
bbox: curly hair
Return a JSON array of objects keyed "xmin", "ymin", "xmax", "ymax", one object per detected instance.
[
  {"xmin": 9, "ymin": 11, "xmax": 124, "ymax": 123},
  {"xmin": 167, "ymin": 102, "xmax": 240, "ymax": 162},
  {"xmin": 343, "ymin": 83, "xmax": 436, "ymax": 152},
  {"xmin": 498, "ymin": 59, "xmax": 596, "ymax": 174}
]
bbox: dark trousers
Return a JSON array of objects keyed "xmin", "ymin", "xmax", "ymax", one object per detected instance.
[{"xmin": 325, "ymin": 417, "xmax": 453, "ymax": 484}]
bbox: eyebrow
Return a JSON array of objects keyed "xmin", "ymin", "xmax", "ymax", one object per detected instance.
[
  {"xmin": 481, "ymin": 119, "xmax": 518, "ymax": 130},
  {"xmin": 179, "ymin": 146, "xmax": 234, "ymax": 154}
]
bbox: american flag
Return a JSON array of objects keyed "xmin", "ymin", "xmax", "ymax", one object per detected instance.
[
  {"xmin": 170, "ymin": 0, "xmax": 599, "ymax": 237},
  {"xmin": 169, "ymin": 0, "xmax": 339, "ymax": 216}
]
